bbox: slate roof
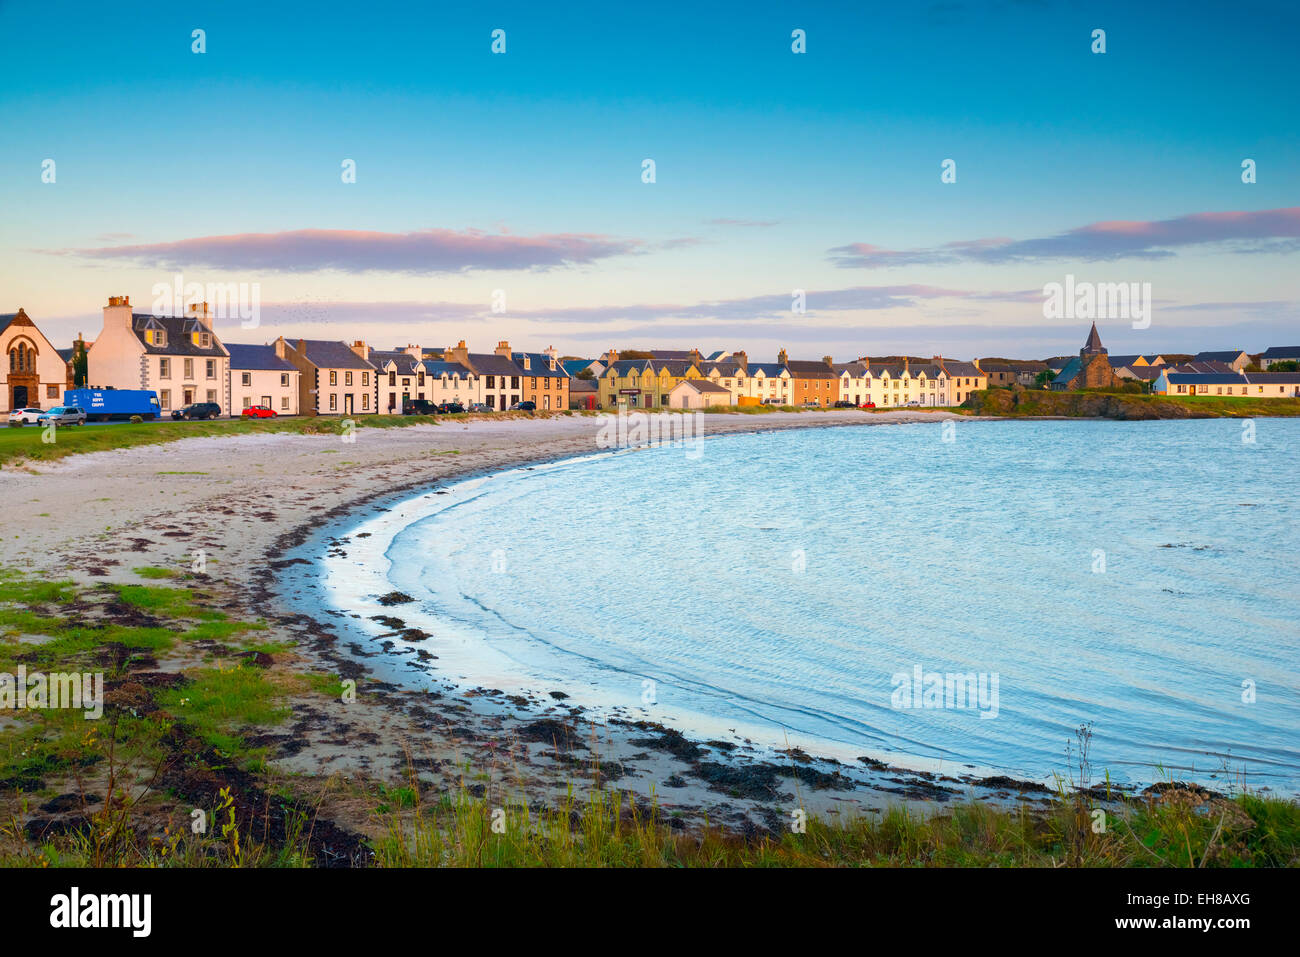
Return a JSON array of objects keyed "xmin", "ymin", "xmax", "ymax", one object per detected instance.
[
  {"xmin": 1107, "ymin": 354, "xmax": 1146, "ymax": 368},
  {"xmin": 561, "ymin": 359, "xmax": 596, "ymax": 376},
  {"xmin": 226, "ymin": 343, "xmax": 296, "ymax": 372},
  {"xmin": 1082, "ymin": 322, "xmax": 1106, "ymax": 353},
  {"xmin": 1245, "ymin": 372, "xmax": 1300, "ymax": 383},
  {"xmin": 604, "ymin": 359, "xmax": 655, "ymax": 376},
  {"xmin": 1193, "ymin": 350, "xmax": 1246, "ymax": 362},
  {"xmin": 648, "ymin": 350, "xmax": 695, "ymax": 360},
  {"xmin": 422, "ymin": 360, "xmax": 475, "ymax": 377},
  {"xmin": 747, "ymin": 363, "xmax": 789, "ymax": 377},
  {"xmin": 1052, "ymin": 357, "xmax": 1083, "ymax": 385},
  {"xmin": 1163, "ymin": 372, "xmax": 1249, "ymax": 385},
  {"xmin": 296, "ymin": 339, "xmax": 375, "ymax": 370},
  {"xmin": 941, "ymin": 360, "xmax": 982, "ymax": 377},
  {"xmin": 705, "ymin": 350, "xmax": 730, "ymax": 361},
  {"xmin": 464, "ymin": 353, "xmax": 524, "ymax": 377},
  {"xmin": 1122, "ymin": 365, "xmax": 1165, "ymax": 380},
  {"xmin": 56, "ymin": 347, "xmax": 75, "ymax": 362},
  {"xmin": 1171, "ymin": 360, "xmax": 1236, "ymax": 375},
  {"xmin": 1262, "ymin": 345, "xmax": 1300, "ymax": 359},
  {"xmin": 1046, "ymin": 356, "xmax": 1073, "ymax": 371},
  {"xmin": 784, "ymin": 360, "xmax": 839, "ymax": 379},
  {"xmin": 130, "ymin": 314, "xmax": 227, "ymax": 356},
  {"xmin": 369, "ymin": 350, "xmax": 424, "ymax": 375},
  {"xmin": 0, "ymin": 314, "xmax": 18, "ymax": 336},
  {"xmin": 512, "ymin": 352, "xmax": 570, "ymax": 379}
]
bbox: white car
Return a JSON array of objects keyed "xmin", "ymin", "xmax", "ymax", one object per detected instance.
[
  {"xmin": 36, "ymin": 406, "xmax": 87, "ymax": 427},
  {"xmin": 7, "ymin": 407, "xmax": 44, "ymax": 425}
]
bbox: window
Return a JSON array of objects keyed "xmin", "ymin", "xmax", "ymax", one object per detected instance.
[
  {"xmin": 261, "ymin": 395, "xmax": 271, "ymax": 407},
  {"xmin": 389, "ymin": 372, "xmax": 396, "ymax": 386},
  {"xmin": 160, "ymin": 389, "xmax": 171, "ymax": 409},
  {"xmin": 511, "ymin": 376, "xmax": 520, "ymax": 389},
  {"xmin": 184, "ymin": 358, "xmax": 194, "ymax": 379},
  {"xmin": 531, "ymin": 377, "xmax": 537, "ymax": 389},
  {"xmin": 402, "ymin": 378, "xmax": 410, "ymax": 387},
  {"xmin": 418, "ymin": 373, "xmax": 425, "ymax": 386},
  {"xmin": 206, "ymin": 359, "xmax": 216, "ymax": 379},
  {"xmin": 200, "ymin": 332, "xmax": 211, "ymax": 348},
  {"xmin": 329, "ymin": 370, "xmax": 337, "ymax": 386},
  {"xmin": 281, "ymin": 373, "xmax": 289, "ymax": 387},
  {"xmin": 206, "ymin": 390, "xmax": 217, "ymax": 403},
  {"xmin": 362, "ymin": 393, "xmax": 370, "ymax": 410},
  {"xmin": 242, "ymin": 396, "xmax": 252, "ymax": 409},
  {"xmin": 486, "ymin": 375, "xmax": 496, "ymax": 389},
  {"xmin": 242, "ymin": 372, "xmax": 252, "ymax": 386},
  {"xmin": 160, "ymin": 358, "xmax": 171, "ymax": 378},
  {"xmin": 329, "ymin": 393, "xmax": 337, "ymax": 411},
  {"xmin": 345, "ymin": 371, "xmax": 353, "ymax": 386},
  {"xmin": 47, "ymin": 384, "xmax": 58, "ymax": 398},
  {"xmin": 362, "ymin": 372, "xmax": 369, "ymax": 386},
  {"xmin": 280, "ymin": 396, "xmax": 289, "ymax": 410}
]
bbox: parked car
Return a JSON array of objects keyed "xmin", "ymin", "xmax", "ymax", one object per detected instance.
[
  {"xmin": 905, "ymin": 399, "xmax": 921, "ymax": 407},
  {"xmin": 860, "ymin": 401, "xmax": 877, "ymax": 409},
  {"xmin": 437, "ymin": 401, "xmax": 466, "ymax": 414},
  {"xmin": 171, "ymin": 402, "xmax": 221, "ymax": 420},
  {"xmin": 833, "ymin": 400, "xmax": 857, "ymax": 409},
  {"xmin": 240, "ymin": 405, "xmax": 278, "ymax": 419},
  {"xmin": 402, "ymin": 399, "xmax": 438, "ymax": 415},
  {"xmin": 467, "ymin": 402, "xmax": 492, "ymax": 413},
  {"xmin": 7, "ymin": 407, "xmax": 43, "ymax": 425},
  {"xmin": 761, "ymin": 398, "xmax": 785, "ymax": 406},
  {"xmin": 36, "ymin": 406, "xmax": 87, "ymax": 427},
  {"xmin": 508, "ymin": 400, "xmax": 536, "ymax": 412}
]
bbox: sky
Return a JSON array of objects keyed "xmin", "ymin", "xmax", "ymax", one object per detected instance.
[{"xmin": 1, "ymin": 0, "xmax": 1297, "ymax": 360}]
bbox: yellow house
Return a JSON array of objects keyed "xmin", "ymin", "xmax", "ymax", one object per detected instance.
[{"xmin": 598, "ymin": 353, "xmax": 704, "ymax": 408}]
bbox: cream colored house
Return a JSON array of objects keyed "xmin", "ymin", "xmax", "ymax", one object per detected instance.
[
  {"xmin": 422, "ymin": 359, "xmax": 482, "ymax": 406},
  {"xmin": 276, "ymin": 337, "xmax": 377, "ymax": 415},
  {"xmin": 370, "ymin": 346, "xmax": 430, "ymax": 413},
  {"xmin": 87, "ymin": 296, "xmax": 230, "ymax": 414},
  {"xmin": 226, "ymin": 343, "xmax": 300, "ymax": 415},
  {"xmin": 2, "ymin": 308, "xmax": 70, "ymax": 412},
  {"xmin": 669, "ymin": 378, "xmax": 732, "ymax": 409}
]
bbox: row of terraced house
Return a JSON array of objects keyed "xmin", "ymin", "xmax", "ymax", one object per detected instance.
[{"xmin": 7, "ymin": 296, "xmax": 1300, "ymax": 416}]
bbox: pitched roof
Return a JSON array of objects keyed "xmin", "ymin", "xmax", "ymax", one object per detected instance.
[
  {"xmin": 1083, "ymin": 322, "xmax": 1105, "ymax": 353},
  {"xmin": 1262, "ymin": 345, "xmax": 1300, "ymax": 359},
  {"xmin": 422, "ymin": 359, "xmax": 475, "ymax": 377},
  {"xmin": 296, "ymin": 339, "xmax": 375, "ymax": 370},
  {"xmin": 465, "ymin": 353, "xmax": 523, "ymax": 376},
  {"xmin": 368, "ymin": 350, "xmax": 424, "ymax": 375},
  {"xmin": 130, "ymin": 314, "xmax": 227, "ymax": 356},
  {"xmin": 226, "ymin": 343, "xmax": 296, "ymax": 372},
  {"xmin": 1245, "ymin": 371, "xmax": 1300, "ymax": 383},
  {"xmin": 1052, "ymin": 357, "xmax": 1083, "ymax": 384},
  {"xmin": 512, "ymin": 352, "xmax": 569, "ymax": 378},
  {"xmin": 941, "ymin": 360, "xmax": 981, "ymax": 377},
  {"xmin": 648, "ymin": 349, "xmax": 695, "ymax": 360},
  {"xmin": 1164, "ymin": 372, "xmax": 1249, "ymax": 385},
  {"xmin": 784, "ymin": 360, "xmax": 839, "ymax": 379},
  {"xmin": 561, "ymin": 358, "xmax": 596, "ymax": 376},
  {"xmin": 1193, "ymin": 350, "xmax": 1246, "ymax": 362},
  {"xmin": 748, "ymin": 363, "xmax": 789, "ymax": 377}
]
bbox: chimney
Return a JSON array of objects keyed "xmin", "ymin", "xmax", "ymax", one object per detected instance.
[
  {"xmin": 350, "ymin": 340, "xmax": 369, "ymax": 361},
  {"xmin": 822, "ymin": 355, "xmax": 834, "ymax": 368},
  {"xmin": 690, "ymin": 348, "xmax": 702, "ymax": 363},
  {"xmin": 521, "ymin": 354, "xmax": 530, "ymax": 370},
  {"xmin": 544, "ymin": 345, "xmax": 558, "ymax": 360},
  {"xmin": 297, "ymin": 338, "xmax": 307, "ymax": 357},
  {"xmin": 403, "ymin": 343, "xmax": 422, "ymax": 359},
  {"xmin": 274, "ymin": 336, "xmax": 287, "ymax": 359},
  {"xmin": 605, "ymin": 348, "xmax": 619, "ymax": 364},
  {"xmin": 903, "ymin": 357, "xmax": 910, "ymax": 374},
  {"xmin": 734, "ymin": 350, "xmax": 748, "ymax": 372},
  {"xmin": 103, "ymin": 294, "xmax": 134, "ymax": 329},
  {"xmin": 495, "ymin": 340, "xmax": 511, "ymax": 358},
  {"xmin": 447, "ymin": 340, "xmax": 470, "ymax": 366},
  {"xmin": 777, "ymin": 348, "xmax": 788, "ymax": 365}
]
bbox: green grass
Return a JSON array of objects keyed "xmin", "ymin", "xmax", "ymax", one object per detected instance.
[
  {"xmin": 132, "ymin": 566, "xmax": 179, "ymax": 580},
  {"xmin": 156, "ymin": 663, "xmax": 289, "ymax": 756}
]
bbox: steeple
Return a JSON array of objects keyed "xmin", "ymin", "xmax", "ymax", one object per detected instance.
[{"xmin": 1082, "ymin": 322, "xmax": 1106, "ymax": 357}]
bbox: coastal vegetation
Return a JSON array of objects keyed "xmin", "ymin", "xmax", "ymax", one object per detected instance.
[
  {"xmin": 0, "ymin": 566, "xmax": 1296, "ymax": 868},
  {"xmin": 963, "ymin": 387, "xmax": 1300, "ymax": 419}
]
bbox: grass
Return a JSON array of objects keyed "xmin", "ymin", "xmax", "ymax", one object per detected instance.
[{"xmin": 967, "ymin": 387, "xmax": 1300, "ymax": 418}]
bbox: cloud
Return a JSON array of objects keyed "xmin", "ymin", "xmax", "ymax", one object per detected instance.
[
  {"xmin": 829, "ymin": 207, "xmax": 1300, "ymax": 268},
  {"xmin": 62, "ymin": 228, "xmax": 646, "ymax": 275}
]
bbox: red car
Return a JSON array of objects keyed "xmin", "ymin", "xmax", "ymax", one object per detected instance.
[
  {"xmin": 241, "ymin": 405, "xmax": 278, "ymax": 419},
  {"xmin": 860, "ymin": 401, "xmax": 877, "ymax": 409}
]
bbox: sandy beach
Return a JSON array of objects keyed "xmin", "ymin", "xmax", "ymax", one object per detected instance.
[{"xmin": 1, "ymin": 409, "xmax": 1058, "ymax": 843}]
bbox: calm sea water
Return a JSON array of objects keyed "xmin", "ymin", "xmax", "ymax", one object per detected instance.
[{"xmin": 347, "ymin": 420, "xmax": 1300, "ymax": 792}]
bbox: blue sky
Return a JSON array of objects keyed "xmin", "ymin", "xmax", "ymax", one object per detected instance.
[{"xmin": 1, "ymin": 0, "xmax": 1297, "ymax": 358}]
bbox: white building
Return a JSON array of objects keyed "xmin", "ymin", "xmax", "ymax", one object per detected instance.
[
  {"xmin": 226, "ymin": 343, "xmax": 301, "ymax": 415},
  {"xmin": 2, "ymin": 308, "xmax": 69, "ymax": 412}
]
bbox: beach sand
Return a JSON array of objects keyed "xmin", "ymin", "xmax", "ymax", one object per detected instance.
[{"xmin": 1, "ymin": 409, "xmax": 1054, "ymax": 842}]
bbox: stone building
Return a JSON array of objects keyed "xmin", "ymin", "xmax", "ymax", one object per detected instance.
[{"xmin": 1050, "ymin": 323, "xmax": 1123, "ymax": 391}]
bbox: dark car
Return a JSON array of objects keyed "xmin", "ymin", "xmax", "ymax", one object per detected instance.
[
  {"xmin": 509, "ymin": 401, "xmax": 537, "ymax": 412},
  {"xmin": 833, "ymin": 400, "xmax": 858, "ymax": 408},
  {"xmin": 436, "ymin": 401, "xmax": 466, "ymax": 414},
  {"xmin": 402, "ymin": 398, "xmax": 438, "ymax": 415},
  {"xmin": 171, "ymin": 402, "xmax": 221, "ymax": 420}
]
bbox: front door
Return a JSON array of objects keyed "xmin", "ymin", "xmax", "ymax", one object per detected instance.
[
  {"xmin": 184, "ymin": 387, "xmax": 195, "ymax": 404},
  {"xmin": 11, "ymin": 385, "xmax": 28, "ymax": 409},
  {"xmin": 344, "ymin": 394, "xmax": 354, "ymax": 415}
]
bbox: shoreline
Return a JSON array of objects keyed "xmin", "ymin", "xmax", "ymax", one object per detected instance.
[{"xmin": 0, "ymin": 410, "xmax": 1239, "ymax": 840}]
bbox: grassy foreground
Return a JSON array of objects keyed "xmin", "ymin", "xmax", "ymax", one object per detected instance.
[
  {"xmin": 1, "ymin": 567, "xmax": 1297, "ymax": 867},
  {"xmin": 965, "ymin": 387, "xmax": 1300, "ymax": 419}
]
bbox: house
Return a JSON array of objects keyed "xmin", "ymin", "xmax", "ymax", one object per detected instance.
[
  {"xmin": 1260, "ymin": 346, "xmax": 1300, "ymax": 370},
  {"xmin": 1050, "ymin": 324, "xmax": 1123, "ymax": 392},
  {"xmin": 781, "ymin": 351, "xmax": 840, "ymax": 407},
  {"xmin": 569, "ymin": 376, "xmax": 599, "ymax": 410},
  {"xmin": 508, "ymin": 345, "xmax": 570, "ymax": 411},
  {"xmin": 443, "ymin": 340, "xmax": 524, "ymax": 410},
  {"xmin": 668, "ymin": 378, "xmax": 732, "ymax": 409},
  {"xmin": 1149, "ymin": 371, "xmax": 1285, "ymax": 397},
  {"xmin": 370, "ymin": 346, "xmax": 429, "ymax": 413},
  {"xmin": 226, "ymin": 343, "xmax": 300, "ymax": 415},
  {"xmin": 422, "ymin": 357, "xmax": 481, "ymax": 407},
  {"xmin": 1170, "ymin": 360, "xmax": 1237, "ymax": 375},
  {"xmin": 276, "ymin": 337, "xmax": 377, "ymax": 415},
  {"xmin": 1192, "ymin": 350, "xmax": 1250, "ymax": 371},
  {"xmin": 940, "ymin": 359, "xmax": 986, "ymax": 405},
  {"xmin": 86, "ymin": 296, "xmax": 230, "ymax": 414},
  {"xmin": 2, "ymin": 308, "xmax": 72, "ymax": 412},
  {"xmin": 598, "ymin": 351, "xmax": 708, "ymax": 409}
]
